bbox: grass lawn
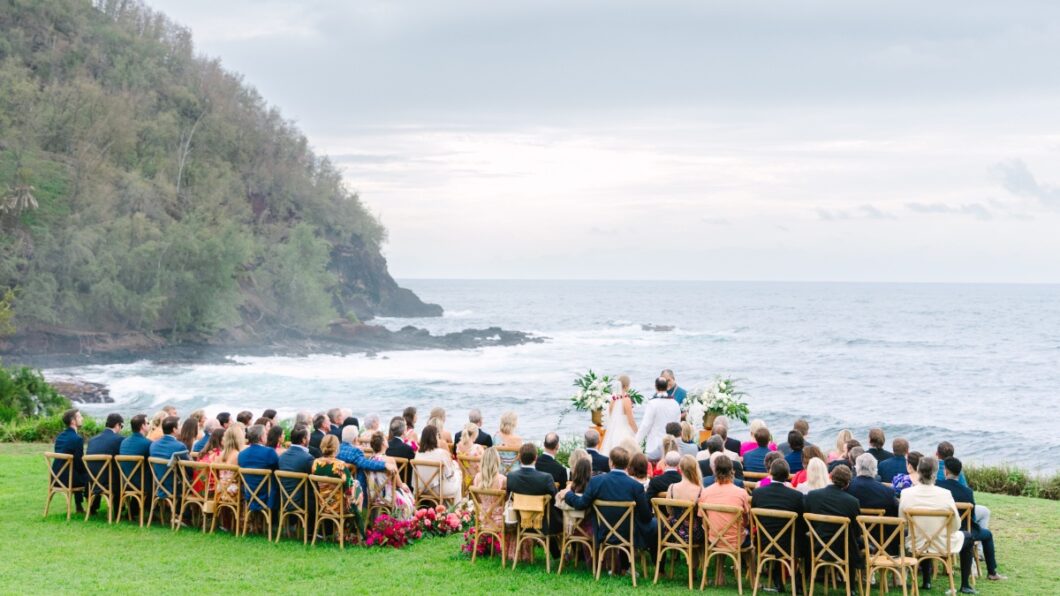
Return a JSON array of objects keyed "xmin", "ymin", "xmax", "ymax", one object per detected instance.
[{"xmin": 1, "ymin": 442, "xmax": 1056, "ymax": 594}]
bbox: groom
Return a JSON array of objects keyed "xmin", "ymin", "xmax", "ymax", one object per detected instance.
[{"xmin": 636, "ymin": 377, "xmax": 681, "ymax": 463}]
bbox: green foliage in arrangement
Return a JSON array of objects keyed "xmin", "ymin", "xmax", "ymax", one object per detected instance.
[
  {"xmin": 0, "ymin": 366, "xmax": 70, "ymax": 424},
  {"xmin": 0, "ymin": 0, "xmax": 387, "ymax": 337}
]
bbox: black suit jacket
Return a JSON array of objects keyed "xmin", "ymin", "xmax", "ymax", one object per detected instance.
[
  {"xmin": 646, "ymin": 469, "xmax": 681, "ymax": 501},
  {"xmin": 867, "ymin": 447, "xmax": 894, "ymax": 463},
  {"xmin": 385, "ymin": 437, "xmax": 417, "ymax": 485},
  {"xmin": 86, "ymin": 428, "xmax": 124, "ymax": 491},
  {"xmin": 751, "ymin": 481, "xmax": 807, "ymax": 554},
  {"xmin": 506, "ymin": 466, "xmax": 560, "ymax": 532},
  {"xmin": 702, "ymin": 436, "xmax": 743, "ymax": 455},
  {"xmin": 586, "ymin": 449, "xmax": 610, "ymax": 475},
  {"xmin": 535, "ymin": 453, "xmax": 568, "ymax": 487},
  {"xmin": 847, "ymin": 476, "xmax": 898, "ymax": 516},
  {"xmin": 804, "ymin": 485, "xmax": 863, "ymax": 563},
  {"xmin": 454, "ymin": 428, "xmax": 494, "ymax": 448},
  {"xmin": 308, "ymin": 429, "xmax": 326, "ymax": 458}
]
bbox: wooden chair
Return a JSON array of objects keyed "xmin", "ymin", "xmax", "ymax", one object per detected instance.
[
  {"xmin": 411, "ymin": 459, "xmax": 446, "ymax": 508},
  {"xmin": 651, "ymin": 497, "xmax": 697, "ymax": 589},
  {"xmin": 857, "ymin": 515, "xmax": 917, "ymax": 596},
  {"xmin": 904, "ymin": 508, "xmax": 957, "ymax": 596},
  {"xmin": 700, "ymin": 502, "xmax": 751, "ymax": 593},
  {"xmin": 469, "ymin": 487, "xmax": 508, "ymax": 566},
  {"xmin": 803, "ymin": 512, "xmax": 856, "ymax": 596},
  {"xmin": 310, "ymin": 474, "xmax": 359, "ymax": 549},
  {"xmin": 751, "ymin": 508, "xmax": 801, "ymax": 596},
  {"xmin": 955, "ymin": 502, "xmax": 982, "ymax": 585},
  {"xmin": 43, "ymin": 452, "xmax": 83, "ymax": 520},
  {"xmin": 497, "ymin": 447, "xmax": 519, "ymax": 475},
  {"xmin": 177, "ymin": 460, "xmax": 213, "ymax": 532},
  {"xmin": 274, "ymin": 470, "xmax": 310, "ymax": 544},
  {"xmin": 744, "ymin": 471, "xmax": 770, "ymax": 481},
  {"xmin": 556, "ymin": 501, "xmax": 594, "ymax": 576},
  {"xmin": 366, "ymin": 472, "xmax": 396, "ymax": 522},
  {"xmin": 239, "ymin": 468, "xmax": 274, "ymax": 541},
  {"xmin": 391, "ymin": 456, "xmax": 411, "ymax": 486},
  {"xmin": 592, "ymin": 500, "xmax": 641, "ymax": 586},
  {"xmin": 114, "ymin": 455, "xmax": 146, "ymax": 526},
  {"xmin": 456, "ymin": 454, "xmax": 481, "ymax": 498},
  {"xmin": 744, "ymin": 481, "xmax": 759, "ymax": 494},
  {"xmin": 209, "ymin": 464, "xmax": 242, "ymax": 535},
  {"xmin": 146, "ymin": 457, "xmax": 180, "ymax": 529},
  {"xmin": 83, "ymin": 454, "xmax": 115, "ymax": 523},
  {"xmin": 511, "ymin": 493, "xmax": 555, "ymax": 572}
]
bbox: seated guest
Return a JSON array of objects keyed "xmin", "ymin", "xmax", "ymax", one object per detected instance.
[
  {"xmin": 877, "ymin": 437, "xmax": 909, "ymax": 484},
  {"xmin": 647, "ymin": 451, "xmax": 683, "ymax": 501},
  {"xmin": 783, "ymin": 430, "xmax": 805, "ymax": 474},
  {"xmin": 561, "ymin": 447, "xmax": 655, "ymax": 549},
  {"xmin": 326, "ymin": 408, "xmax": 343, "ymax": 438},
  {"xmin": 936, "ymin": 441, "xmax": 990, "ymax": 530},
  {"xmin": 756, "ymin": 452, "xmax": 784, "ymax": 487},
  {"xmin": 796, "ymin": 457, "xmax": 830, "ymax": 495},
  {"xmin": 266, "ymin": 425, "xmax": 286, "ymax": 456},
  {"xmin": 236, "ymin": 410, "xmax": 254, "ymax": 427},
  {"xmin": 828, "ymin": 441, "xmax": 861, "ymax": 473},
  {"xmin": 647, "ymin": 422, "xmax": 684, "ymax": 461},
  {"xmin": 339, "ymin": 425, "xmax": 395, "ymax": 508},
  {"xmin": 456, "ymin": 423, "xmax": 485, "ymax": 469},
  {"xmin": 629, "ymin": 453, "xmax": 651, "ymax": 488},
  {"xmin": 474, "ymin": 447, "xmax": 507, "ymax": 492},
  {"xmin": 148, "ymin": 416, "xmax": 190, "ymax": 498},
  {"xmin": 237, "ymin": 424, "xmax": 279, "ymax": 511},
  {"xmin": 216, "ymin": 412, "xmax": 232, "ymax": 429},
  {"xmin": 495, "ymin": 411, "xmax": 522, "ymax": 449},
  {"xmin": 777, "ymin": 419, "xmax": 812, "ymax": 456},
  {"xmin": 254, "ymin": 417, "xmax": 273, "ymax": 431},
  {"xmin": 828, "ymin": 429, "xmax": 854, "ymax": 462},
  {"xmin": 358, "ymin": 414, "xmax": 381, "ymax": 445},
  {"xmin": 890, "ymin": 451, "xmax": 922, "ymax": 497},
  {"xmin": 899, "ymin": 457, "xmax": 977, "ymax": 594},
  {"xmin": 86, "ymin": 413, "xmax": 125, "ymax": 501},
  {"xmin": 656, "ymin": 454, "xmax": 704, "ymax": 543},
  {"xmin": 867, "ymin": 428, "xmax": 893, "ymax": 462},
  {"xmin": 804, "ymin": 465, "xmax": 862, "ymax": 567},
  {"xmin": 414, "ymin": 425, "xmax": 461, "ymax": 501},
  {"xmin": 262, "ymin": 409, "xmax": 277, "ymax": 421},
  {"xmin": 428, "ymin": 407, "xmax": 453, "ymax": 450},
  {"xmin": 365, "ymin": 432, "xmax": 414, "ymax": 520},
  {"xmin": 54, "ymin": 408, "xmax": 88, "ymax": 512},
  {"xmin": 584, "ymin": 429, "xmax": 610, "ymax": 475},
  {"xmin": 385, "ymin": 417, "xmax": 417, "ymax": 485},
  {"xmin": 312, "ymin": 435, "xmax": 358, "ymax": 514},
  {"xmin": 700, "ymin": 455, "xmax": 750, "ymax": 548},
  {"xmin": 294, "ymin": 411, "xmax": 312, "ymax": 429},
  {"xmin": 506, "ymin": 443, "xmax": 562, "ymax": 541},
  {"xmin": 401, "ymin": 407, "xmax": 419, "ymax": 449},
  {"xmin": 743, "ymin": 427, "xmax": 774, "ymax": 473},
  {"xmin": 678, "ymin": 422, "xmax": 699, "ymax": 456},
  {"xmin": 791, "ymin": 445, "xmax": 826, "ymax": 487},
  {"xmin": 215, "ymin": 426, "xmax": 246, "ymax": 506},
  {"xmin": 454, "ymin": 409, "xmax": 494, "ymax": 448},
  {"xmin": 847, "ymin": 453, "xmax": 898, "ymax": 516},
  {"xmin": 308, "ymin": 414, "xmax": 330, "ymax": 458},
  {"xmin": 118, "ymin": 414, "xmax": 153, "ymax": 510},
  {"xmin": 939, "ymin": 457, "xmax": 1006, "ymax": 582},
  {"xmin": 193, "ymin": 418, "xmax": 220, "ymax": 452},
  {"xmin": 698, "ymin": 435, "xmax": 744, "ymax": 481},
  {"xmin": 193, "ymin": 428, "xmax": 225, "ymax": 494},
  {"xmin": 278, "ymin": 425, "xmax": 314, "ymax": 505},
  {"xmin": 188, "ymin": 409, "xmax": 206, "ymax": 441},
  {"xmin": 536, "ymin": 432, "xmax": 568, "ymax": 486},
  {"xmin": 341, "ymin": 416, "xmax": 359, "ymax": 438},
  {"xmin": 740, "ymin": 419, "xmax": 777, "ymax": 456},
  {"xmin": 178, "ymin": 418, "xmax": 199, "ymax": 452},
  {"xmin": 146, "ymin": 410, "xmax": 166, "ymax": 442},
  {"xmin": 705, "ymin": 416, "xmax": 743, "ymax": 455},
  {"xmin": 751, "ymin": 459, "xmax": 806, "ymax": 593}
]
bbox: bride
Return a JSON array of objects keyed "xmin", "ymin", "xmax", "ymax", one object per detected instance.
[{"xmin": 600, "ymin": 375, "xmax": 638, "ymax": 454}]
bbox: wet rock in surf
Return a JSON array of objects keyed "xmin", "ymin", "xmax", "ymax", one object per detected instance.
[{"xmin": 50, "ymin": 379, "xmax": 114, "ymax": 404}]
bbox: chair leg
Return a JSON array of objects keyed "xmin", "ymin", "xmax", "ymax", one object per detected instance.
[
  {"xmin": 630, "ymin": 547, "xmax": 637, "ymax": 588},
  {"xmin": 44, "ymin": 490, "xmax": 54, "ymax": 518},
  {"xmin": 65, "ymin": 492, "xmax": 73, "ymax": 521}
]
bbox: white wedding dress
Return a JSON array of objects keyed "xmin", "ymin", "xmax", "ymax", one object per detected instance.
[{"xmin": 600, "ymin": 395, "xmax": 636, "ymax": 454}]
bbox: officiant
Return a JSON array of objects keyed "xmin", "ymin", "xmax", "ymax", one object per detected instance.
[{"xmin": 661, "ymin": 369, "xmax": 687, "ymax": 405}]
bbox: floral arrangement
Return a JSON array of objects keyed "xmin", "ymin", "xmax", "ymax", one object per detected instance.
[
  {"xmin": 412, "ymin": 503, "xmax": 471, "ymax": 537},
  {"xmin": 683, "ymin": 376, "xmax": 751, "ymax": 429},
  {"xmin": 365, "ymin": 503, "xmax": 473, "ymax": 549},
  {"xmin": 365, "ymin": 514, "xmax": 417, "ymax": 548},
  {"xmin": 570, "ymin": 370, "xmax": 614, "ymax": 411},
  {"xmin": 461, "ymin": 526, "xmax": 502, "ymax": 557}
]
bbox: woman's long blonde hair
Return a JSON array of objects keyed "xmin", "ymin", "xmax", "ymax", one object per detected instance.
[
  {"xmin": 149, "ymin": 410, "xmax": 166, "ymax": 431},
  {"xmin": 221, "ymin": 425, "xmax": 245, "ymax": 461},
  {"xmin": 458, "ymin": 422, "xmax": 478, "ymax": 453},
  {"xmin": 679, "ymin": 454, "xmax": 702, "ymax": 486},
  {"xmin": 662, "ymin": 435, "xmax": 679, "ymax": 455},
  {"xmin": 834, "ymin": 429, "xmax": 853, "ymax": 455},
  {"xmin": 499, "ymin": 411, "xmax": 518, "ymax": 435},
  {"xmin": 618, "ymin": 375, "xmax": 631, "ymax": 392},
  {"xmin": 803, "ymin": 458, "xmax": 830, "ymax": 491},
  {"xmin": 476, "ymin": 447, "xmax": 501, "ymax": 489}
]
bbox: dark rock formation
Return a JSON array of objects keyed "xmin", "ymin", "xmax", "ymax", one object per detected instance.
[
  {"xmin": 329, "ymin": 235, "xmax": 443, "ymax": 320},
  {"xmin": 50, "ymin": 379, "xmax": 113, "ymax": 404}
]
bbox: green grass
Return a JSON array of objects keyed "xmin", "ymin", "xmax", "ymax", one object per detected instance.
[{"xmin": 1, "ymin": 443, "xmax": 1056, "ymax": 595}]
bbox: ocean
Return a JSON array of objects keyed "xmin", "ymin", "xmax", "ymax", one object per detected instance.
[{"xmin": 48, "ymin": 280, "xmax": 1060, "ymax": 472}]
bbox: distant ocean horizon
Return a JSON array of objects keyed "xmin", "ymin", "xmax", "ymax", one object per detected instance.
[{"xmin": 49, "ymin": 279, "xmax": 1060, "ymax": 472}]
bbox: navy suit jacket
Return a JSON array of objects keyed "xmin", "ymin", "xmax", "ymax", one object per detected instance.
[
  {"xmin": 277, "ymin": 445, "xmax": 314, "ymax": 508},
  {"xmin": 743, "ymin": 446, "xmax": 771, "ymax": 473},
  {"xmin": 784, "ymin": 449, "xmax": 804, "ymax": 473},
  {"xmin": 804, "ymin": 485, "xmax": 863, "ymax": 563},
  {"xmin": 847, "ymin": 476, "xmax": 898, "ymax": 516},
  {"xmin": 938, "ymin": 478, "xmax": 978, "ymax": 530},
  {"xmin": 646, "ymin": 469, "xmax": 682, "ymax": 501},
  {"xmin": 118, "ymin": 433, "xmax": 152, "ymax": 493},
  {"xmin": 877, "ymin": 456, "xmax": 906, "ymax": 484},
  {"xmin": 308, "ymin": 429, "xmax": 327, "ymax": 458},
  {"xmin": 192, "ymin": 434, "xmax": 210, "ymax": 453},
  {"xmin": 454, "ymin": 428, "xmax": 494, "ymax": 448},
  {"xmin": 586, "ymin": 449, "xmax": 610, "ymax": 475},
  {"xmin": 148, "ymin": 435, "xmax": 189, "ymax": 497},
  {"xmin": 238, "ymin": 443, "xmax": 279, "ymax": 510},
  {"xmin": 53, "ymin": 427, "xmax": 86, "ymax": 488},
  {"xmin": 86, "ymin": 428, "xmax": 124, "ymax": 491},
  {"xmin": 564, "ymin": 470, "xmax": 653, "ymax": 547}
]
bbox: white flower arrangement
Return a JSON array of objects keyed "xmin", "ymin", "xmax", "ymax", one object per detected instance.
[
  {"xmin": 682, "ymin": 376, "xmax": 750, "ymax": 430},
  {"xmin": 570, "ymin": 370, "xmax": 614, "ymax": 412}
]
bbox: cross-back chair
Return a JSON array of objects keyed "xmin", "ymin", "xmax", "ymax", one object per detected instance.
[
  {"xmin": 43, "ymin": 452, "xmax": 83, "ymax": 520},
  {"xmin": 146, "ymin": 457, "xmax": 180, "ymax": 529},
  {"xmin": 857, "ymin": 515, "xmax": 917, "ymax": 596},
  {"xmin": 114, "ymin": 455, "xmax": 146, "ymax": 526},
  {"xmin": 468, "ymin": 487, "xmax": 508, "ymax": 566},
  {"xmin": 239, "ymin": 468, "xmax": 274, "ymax": 541},
  {"xmin": 83, "ymin": 454, "xmax": 115, "ymax": 523},
  {"xmin": 904, "ymin": 508, "xmax": 957, "ymax": 596},
  {"xmin": 592, "ymin": 500, "xmax": 642, "ymax": 587},
  {"xmin": 209, "ymin": 463, "xmax": 243, "ymax": 535},
  {"xmin": 651, "ymin": 497, "xmax": 697, "ymax": 589},
  {"xmin": 274, "ymin": 470, "xmax": 310, "ymax": 544},
  {"xmin": 700, "ymin": 502, "xmax": 751, "ymax": 593},
  {"xmin": 751, "ymin": 507, "xmax": 801, "ymax": 596},
  {"xmin": 803, "ymin": 512, "xmax": 856, "ymax": 596},
  {"xmin": 177, "ymin": 460, "xmax": 213, "ymax": 532},
  {"xmin": 310, "ymin": 474, "xmax": 359, "ymax": 549}
]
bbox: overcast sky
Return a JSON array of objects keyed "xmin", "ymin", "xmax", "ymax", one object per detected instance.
[{"xmin": 149, "ymin": 0, "xmax": 1060, "ymax": 282}]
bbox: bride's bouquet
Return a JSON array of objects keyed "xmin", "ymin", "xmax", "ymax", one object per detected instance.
[
  {"xmin": 570, "ymin": 370, "xmax": 613, "ymax": 411},
  {"xmin": 683, "ymin": 376, "xmax": 750, "ymax": 430}
]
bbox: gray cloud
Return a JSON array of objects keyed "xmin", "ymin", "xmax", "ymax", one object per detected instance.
[
  {"xmin": 994, "ymin": 159, "xmax": 1060, "ymax": 207},
  {"xmin": 906, "ymin": 202, "xmax": 993, "ymax": 220}
]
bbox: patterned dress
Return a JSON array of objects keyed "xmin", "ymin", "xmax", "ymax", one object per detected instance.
[
  {"xmin": 365, "ymin": 454, "xmax": 415, "ymax": 520},
  {"xmin": 312, "ymin": 457, "xmax": 362, "ymax": 515}
]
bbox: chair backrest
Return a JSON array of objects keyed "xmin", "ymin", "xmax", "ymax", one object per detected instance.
[
  {"xmin": 469, "ymin": 487, "xmax": 506, "ymax": 532},
  {"xmin": 857, "ymin": 515, "xmax": 908, "ymax": 567},
  {"xmin": 803, "ymin": 512, "xmax": 851, "ymax": 564},
  {"xmin": 211, "ymin": 463, "xmax": 240, "ymax": 502},
  {"xmin": 496, "ymin": 448, "xmax": 519, "ymax": 474},
  {"xmin": 45, "ymin": 452, "xmax": 74, "ymax": 489},
  {"xmin": 954, "ymin": 502, "xmax": 974, "ymax": 532},
  {"xmin": 147, "ymin": 457, "xmax": 178, "ymax": 499},
  {"xmin": 239, "ymin": 468, "xmax": 273, "ymax": 510},
  {"xmin": 904, "ymin": 507, "xmax": 955, "ymax": 557},
  {"xmin": 743, "ymin": 481, "xmax": 758, "ymax": 493},
  {"xmin": 860, "ymin": 507, "xmax": 886, "ymax": 516},
  {"xmin": 309, "ymin": 474, "xmax": 345, "ymax": 517},
  {"xmin": 743, "ymin": 471, "xmax": 769, "ymax": 481},
  {"xmin": 83, "ymin": 454, "xmax": 113, "ymax": 491},
  {"xmin": 178, "ymin": 460, "xmax": 212, "ymax": 502},
  {"xmin": 751, "ymin": 507, "xmax": 798, "ymax": 561},
  {"xmin": 457, "ymin": 454, "xmax": 481, "ymax": 493},
  {"xmin": 411, "ymin": 459, "xmax": 443, "ymax": 503},
  {"xmin": 511, "ymin": 492, "xmax": 550, "ymax": 531},
  {"xmin": 114, "ymin": 455, "xmax": 145, "ymax": 495},
  {"xmin": 699, "ymin": 502, "xmax": 745, "ymax": 553},
  {"xmin": 274, "ymin": 471, "xmax": 309, "ymax": 513},
  {"xmin": 390, "ymin": 456, "xmax": 410, "ymax": 479},
  {"xmin": 592, "ymin": 500, "xmax": 636, "ymax": 546},
  {"xmin": 652, "ymin": 497, "xmax": 696, "ymax": 548}
]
